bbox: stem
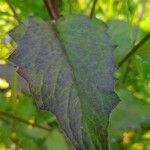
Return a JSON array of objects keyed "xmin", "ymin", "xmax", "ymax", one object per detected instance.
[
  {"xmin": 5, "ymin": 0, "xmax": 21, "ymax": 23},
  {"xmin": 137, "ymin": 0, "xmax": 147, "ymax": 23},
  {"xmin": 90, "ymin": 0, "xmax": 98, "ymax": 18},
  {"xmin": 43, "ymin": 0, "xmax": 59, "ymax": 21},
  {"xmin": 11, "ymin": 70, "xmax": 17, "ymax": 110},
  {"xmin": 118, "ymin": 33, "xmax": 150, "ymax": 67},
  {"xmin": 0, "ymin": 110, "xmax": 52, "ymax": 132}
]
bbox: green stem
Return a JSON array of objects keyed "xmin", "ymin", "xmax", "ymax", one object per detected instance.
[
  {"xmin": 0, "ymin": 110, "xmax": 52, "ymax": 132},
  {"xmin": 90, "ymin": 0, "xmax": 98, "ymax": 18},
  {"xmin": 118, "ymin": 33, "xmax": 150, "ymax": 67},
  {"xmin": 11, "ymin": 70, "xmax": 17, "ymax": 110}
]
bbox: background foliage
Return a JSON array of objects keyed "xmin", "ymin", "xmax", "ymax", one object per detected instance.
[{"xmin": 0, "ymin": 0, "xmax": 150, "ymax": 149}]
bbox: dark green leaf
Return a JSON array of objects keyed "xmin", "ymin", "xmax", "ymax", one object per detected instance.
[{"xmin": 9, "ymin": 15, "xmax": 119, "ymax": 150}]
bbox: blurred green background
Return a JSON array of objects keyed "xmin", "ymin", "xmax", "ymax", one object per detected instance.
[{"xmin": 0, "ymin": 0, "xmax": 150, "ymax": 149}]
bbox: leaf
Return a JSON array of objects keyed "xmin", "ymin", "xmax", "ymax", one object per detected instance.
[
  {"xmin": 107, "ymin": 20, "xmax": 141, "ymax": 62},
  {"xmin": 16, "ymin": 95, "xmax": 37, "ymax": 119},
  {"xmin": 137, "ymin": 39, "xmax": 150, "ymax": 61},
  {"xmin": 9, "ymin": 0, "xmax": 49, "ymax": 19},
  {"xmin": 9, "ymin": 15, "xmax": 119, "ymax": 150},
  {"xmin": 45, "ymin": 129, "xmax": 72, "ymax": 150},
  {"xmin": 109, "ymin": 90, "xmax": 150, "ymax": 138},
  {"xmin": 0, "ymin": 63, "xmax": 29, "ymax": 92}
]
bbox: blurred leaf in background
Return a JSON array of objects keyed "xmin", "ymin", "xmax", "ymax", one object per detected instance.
[
  {"xmin": 109, "ymin": 90, "xmax": 150, "ymax": 149},
  {"xmin": 0, "ymin": 0, "xmax": 150, "ymax": 149},
  {"xmin": 0, "ymin": 93, "xmax": 71, "ymax": 150}
]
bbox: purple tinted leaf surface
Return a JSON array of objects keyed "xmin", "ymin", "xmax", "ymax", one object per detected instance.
[{"xmin": 9, "ymin": 15, "xmax": 119, "ymax": 150}]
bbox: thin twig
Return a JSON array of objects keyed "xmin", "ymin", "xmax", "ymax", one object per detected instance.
[
  {"xmin": 5, "ymin": 0, "xmax": 21, "ymax": 23},
  {"xmin": 118, "ymin": 33, "xmax": 150, "ymax": 67},
  {"xmin": 43, "ymin": 0, "xmax": 59, "ymax": 21},
  {"xmin": 0, "ymin": 110, "xmax": 52, "ymax": 132},
  {"xmin": 90, "ymin": 0, "xmax": 98, "ymax": 18}
]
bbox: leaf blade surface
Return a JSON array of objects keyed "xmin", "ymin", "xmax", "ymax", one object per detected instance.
[{"xmin": 9, "ymin": 15, "xmax": 119, "ymax": 150}]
